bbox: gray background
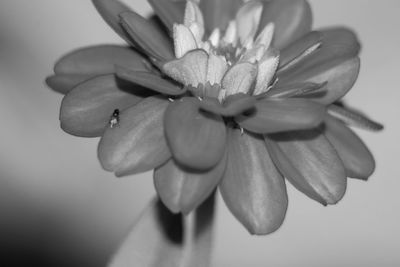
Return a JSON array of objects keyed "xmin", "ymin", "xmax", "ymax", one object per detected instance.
[{"xmin": 0, "ymin": 0, "xmax": 399, "ymax": 266}]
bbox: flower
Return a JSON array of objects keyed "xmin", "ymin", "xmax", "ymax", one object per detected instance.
[{"xmin": 47, "ymin": 0, "xmax": 383, "ymax": 235}]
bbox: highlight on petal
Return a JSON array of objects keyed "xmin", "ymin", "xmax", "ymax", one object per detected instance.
[
  {"xmin": 222, "ymin": 20, "xmax": 238, "ymax": 45},
  {"xmin": 265, "ymin": 130, "xmax": 347, "ymax": 205},
  {"xmin": 120, "ymin": 11, "xmax": 175, "ymax": 62},
  {"xmin": 254, "ymin": 49, "xmax": 280, "ymax": 95},
  {"xmin": 206, "ymin": 53, "xmax": 228, "ymax": 85},
  {"xmin": 60, "ymin": 75, "xmax": 143, "ymax": 137},
  {"xmin": 236, "ymin": 0, "xmax": 263, "ymax": 45},
  {"xmin": 199, "ymin": 94, "xmax": 256, "ymax": 117},
  {"xmin": 154, "ymin": 155, "xmax": 226, "ymax": 214},
  {"xmin": 222, "ymin": 62, "xmax": 258, "ymax": 96},
  {"xmin": 115, "ymin": 66, "xmax": 185, "ymax": 96},
  {"xmin": 184, "ymin": 0, "xmax": 205, "ymax": 43},
  {"xmin": 237, "ymin": 98, "xmax": 326, "ymax": 134},
  {"xmin": 163, "ymin": 49, "xmax": 208, "ymax": 87},
  {"xmin": 200, "ymin": 0, "xmax": 242, "ymax": 33},
  {"xmin": 254, "ymin": 22, "xmax": 275, "ymax": 48},
  {"xmin": 258, "ymin": 0, "xmax": 313, "ymax": 49},
  {"xmin": 327, "ymin": 104, "xmax": 384, "ymax": 132},
  {"xmin": 173, "ymin": 24, "xmax": 198, "ymax": 58},
  {"xmin": 148, "ymin": 0, "xmax": 186, "ymax": 31},
  {"xmin": 324, "ymin": 116, "xmax": 376, "ymax": 180},
  {"xmin": 265, "ymin": 81, "xmax": 327, "ymax": 99},
  {"xmin": 164, "ymin": 97, "xmax": 227, "ymax": 170},
  {"xmin": 109, "ymin": 196, "xmax": 215, "ymax": 267},
  {"xmin": 220, "ymin": 130, "xmax": 288, "ymax": 235},
  {"xmin": 98, "ymin": 97, "xmax": 171, "ymax": 177},
  {"xmin": 92, "ymin": 0, "xmax": 134, "ymax": 43}
]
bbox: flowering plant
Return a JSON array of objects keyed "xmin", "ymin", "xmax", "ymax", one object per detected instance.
[{"xmin": 47, "ymin": 0, "xmax": 382, "ymax": 265}]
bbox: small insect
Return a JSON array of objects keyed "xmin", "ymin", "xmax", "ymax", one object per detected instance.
[{"xmin": 109, "ymin": 109, "xmax": 120, "ymax": 128}]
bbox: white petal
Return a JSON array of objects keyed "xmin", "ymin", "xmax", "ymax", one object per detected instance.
[
  {"xmin": 189, "ymin": 23, "xmax": 204, "ymax": 45},
  {"xmin": 222, "ymin": 20, "xmax": 238, "ymax": 45},
  {"xmin": 255, "ymin": 23, "xmax": 275, "ymax": 49},
  {"xmin": 240, "ymin": 44, "xmax": 265, "ymax": 63},
  {"xmin": 254, "ymin": 50, "xmax": 280, "ymax": 95},
  {"xmin": 173, "ymin": 24, "xmax": 198, "ymax": 58},
  {"xmin": 184, "ymin": 0, "xmax": 204, "ymax": 27},
  {"xmin": 209, "ymin": 28, "xmax": 221, "ymax": 47},
  {"xmin": 236, "ymin": 1, "xmax": 263, "ymax": 46},
  {"xmin": 207, "ymin": 53, "xmax": 228, "ymax": 85},
  {"xmin": 163, "ymin": 50, "xmax": 208, "ymax": 87},
  {"xmin": 222, "ymin": 62, "xmax": 257, "ymax": 95}
]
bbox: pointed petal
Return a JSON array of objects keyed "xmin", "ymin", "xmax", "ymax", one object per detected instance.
[
  {"xmin": 184, "ymin": 0, "xmax": 205, "ymax": 41},
  {"xmin": 163, "ymin": 49, "xmax": 208, "ymax": 87},
  {"xmin": 265, "ymin": 130, "xmax": 347, "ymax": 205},
  {"xmin": 148, "ymin": 0, "xmax": 186, "ymax": 31},
  {"xmin": 200, "ymin": 0, "xmax": 242, "ymax": 33},
  {"xmin": 324, "ymin": 116, "xmax": 376, "ymax": 180},
  {"xmin": 60, "ymin": 75, "xmax": 143, "ymax": 137},
  {"xmin": 279, "ymin": 31, "xmax": 322, "ymax": 69},
  {"xmin": 222, "ymin": 20, "xmax": 238, "ymax": 45},
  {"xmin": 254, "ymin": 22, "xmax": 274, "ymax": 48},
  {"xmin": 98, "ymin": 97, "xmax": 171, "ymax": 176},
  {"xmin": 164, "ymin": 97, "xmax": 227, "ymax": 170},
  {"xmin": 236, "ymin": 1, "xmax": 263, "ymax": 45},
  {"xmin": 220, "ymin": 130, "xmax": 288, "ymax": 235},
  {"xmin": 54, "ymin": 45, "xmax": 150, "ymax": 75},
  {"xmin": 120, "ymin": 12, "xmax": 174, "ymax": 62},
  {"xmin": 154, "ymin": 155, "xmax": 226, "ymax": 214},
  {"xmin": 237, "ymin": 99, "xmax": 325, "ymax": 134},
  {"xmin": 222, "ymin": 62, "xmax": 257, "ymax": 96},
  {"xmin": 109, "ymin": 197, "xmax": 215, "ymax": 267},
  {"xmin": 254, "ymin": 50, "xmax": 280, "ymax": 95},
  {"xmin": 199, "ymin": 94, "xmax": 256, "ymax": 117},
  {"xmin": 46, "ymin": 74, "xmax": 92, "ymax": 95},
  {"xmin": 327, "ymin": 104, "xmax": 384, "ymax": 132},
  {"xmin": 265, "ymin": 81, "xmax": 327, "ymax": 99},
  {"xmin": 258, "ymin": 0, "xmax": 313, "ymax": 49},
  {"xmin": 92, "ymin": 0, "xmax": 134, "ymax": 43},
  {"xmin": 278, "ymin": 28, "xmax": 361, "ymax": 104},
  {"xmin": 173, "ymin": 24, "xmax": 198, "ymax": 58},
  {"xmin": 209, "ymin": 28, "xmax": 221, "ymax": 47},
  {"xmin": 115, "ymin": 66, "xmax": 185, "ymax": 96},
  {"xmin": 206, "ymin": 53, "xmax": 228, "ymax": 85}
]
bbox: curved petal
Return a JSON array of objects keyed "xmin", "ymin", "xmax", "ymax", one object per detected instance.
[
  {"xmin": 98, "ymin": 96, "xmax": 171, "ymax": 177},
  {"xmin": 265, "ymin": 130, "xmax": 347, "ymax": 205},
  {"xmin": 199, "ymin": 94, "xmax": 256, "ymax": 117},
  {"xmin": 265, "ymin": 82, "xmax": 327, "ymax": 99},
  {"xmin": 236, "ymin": 98, "xmax": 326, "ymax": 134},
  {"xmin": 120, "ymin": 12, "xmax": 175, "ymax": 62},
  {"xmin": 324, "ymin": 116, "xmax": 376, "ymax": 180},
  {"xmin": 148, "ymin": 0, "xmax": 186, "ymax": 31},
  {"xmin": 154, "ymin": 154, "xmax": 226, "ymax": 214},
  {"xmin": 258, "ymin": 0, "xmax": 313, "ymax": 49},
  {"xmin": 109, "ymin": 196, "xmax": 215, "ymax": 267},
  {"xmin": 236, "ymin": 0, "xmax": 263, "ymax": 44},
  {"xmin": 60, "ymin": 75, "xmax": 144, "ymax": 137},
  {"xmin": 220, "ymin": 130, "xmax": 288, "ymax": 235},
  {"xmin": 46, "ymin": 74, "xmax": 92, "ymax": 95},
  {"xmin": 54, "ymin": 45, "xmax": 150, "ymax": 75},
  {"xmin": 92, "ymin": 0, "xmax": 134, "ymax": 43},
  {"xmin": 222, "ymin": 62, "xmax": 257, "ymax": 96},
  {"xmin": 164, "ymin": 97, "xmax": 227, "ymax": 170},
  {"xmin": 115, "ymin": 66, "xmax": 186, "ymax": 96},
  {"xmin": 199, "ymin": 0, "xmax": 242, "ymax": 33}
]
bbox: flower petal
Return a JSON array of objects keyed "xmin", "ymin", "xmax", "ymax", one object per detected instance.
[
  {"xmin": 92, "ymin": 0, "xmax": 134, "ymax": 43},
  {"xmin": 258, "ymin": 0, "xmax": 313, "ymax": 49},
  {"xmin": 206, "ymin": 53, "xmax": 228, "ymax": 85},
  {"xmin": 236, "ymin": 0, "xmax": 263, "ymax": 45},
  {"xmin": 120, "ymin": 11, "xmax": 175, "ymax": 62},
  {"xmin": 154, "ymin": 155, "xmax": 226, "ymax": 214},
  {"xmin": 199, "ymin": 94, "xmax": 256, "ymax": 117},
  {"xmin": 98, "ymin": 96, "xmax": 171, "ymax": 177},
  {"xmin": 324, "ymin": 116, "xmax": 375, "ymax": 180},
  {"xmin": 109, "ymin": 196, "xmax": 215, "ymax": 267},
  {"xmin": 222, "ymin": 62, "xmax": 257, "ymax": 96},
  {"xmin": 54, "ymin": 45, "xmax": 150, "ymax": 75},
  {"xmin": 163, "ymin": 49, "xmax": 208, "ymax": 87},
  {"xmin": 173, "ymin": 24, "xmax": 198, "ymax": 58},
  {"xmin": 46, "ymin": 74, "xmax": 92, "ymax": 95},
  {"xmin": 115, "ymin": 66, "xmax": 186, "ymax": 96},
  {"xmin": 199, "ymin": 0, "xmax": 242, "ymax": 33},
  {"xmin": 220, "ymin": 130, "xmax": 288, "ymax": 235},
  {"xmin": 236, "ymin": 98, "xmax": 326, "ymax": 134},
  {"xmin": 164, "ymin": 97, "xmax": 227, "ymax": 171},
  {"xmin": 254, "ymin": 49, "xmax": 280, "ymax": 95},
  {"xmin": 148, "ymin": 0, "xmax": 186, "ymax": 31},
  {"xmin": 265, "ymin": 130, "xmax": 347, "ymax": 205},
  {"xmin": 265, "ymin": 81, "xmax": 327, "ymax": 99},
  {"xmin": 60, "ymin": 75, "xmax": 143, "ymax": 137}
]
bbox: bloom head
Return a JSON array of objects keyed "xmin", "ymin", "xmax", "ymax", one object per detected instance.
[{"xmin": 47, "ymin": 0, "xmax": 383, "ymax": 235}]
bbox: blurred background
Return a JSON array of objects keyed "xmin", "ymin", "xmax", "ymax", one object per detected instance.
[{"xmin": 0, "ymin": 0, "xmax": 398, "ymax": 266}]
